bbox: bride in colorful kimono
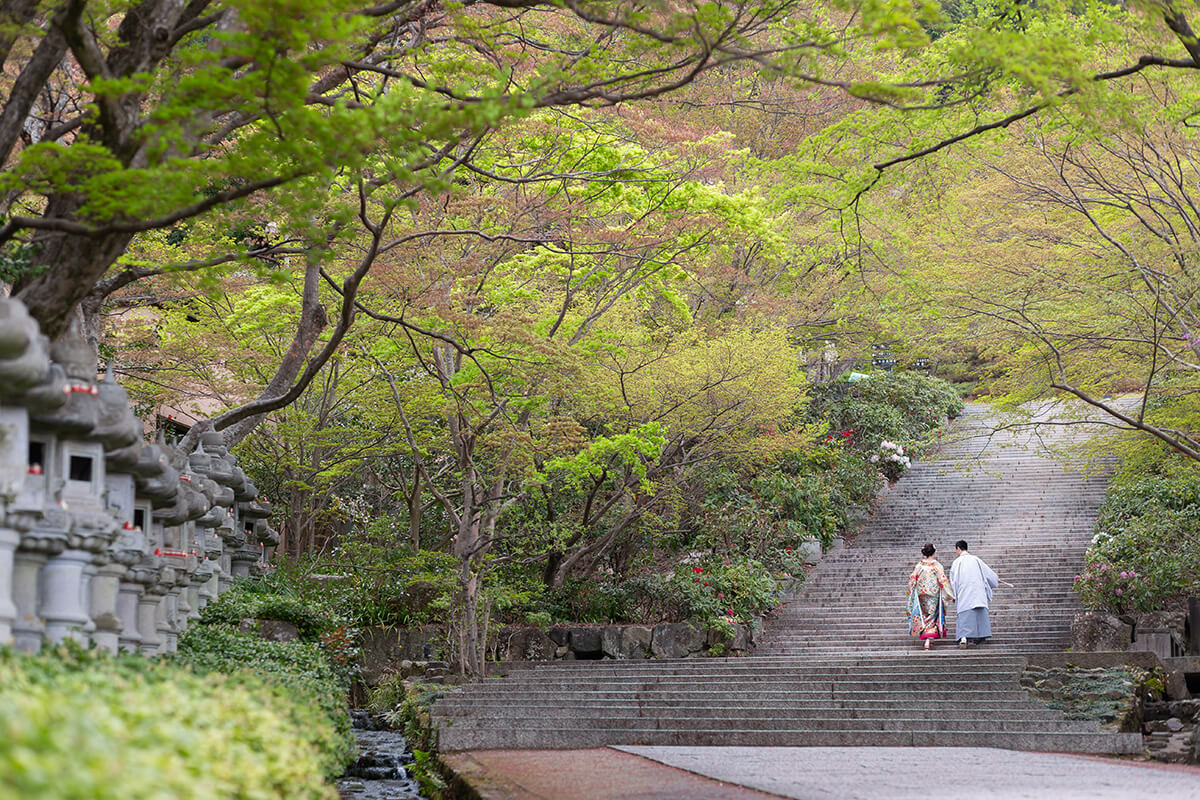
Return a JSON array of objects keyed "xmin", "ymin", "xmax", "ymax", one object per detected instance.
[{"xmin": 906, "ymin": 543, "xmax": 955, "ymax": 651}]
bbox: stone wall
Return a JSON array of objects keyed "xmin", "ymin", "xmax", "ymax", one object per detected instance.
[
  {"xmin": 495, "ymin": 621, "xmax": 756, "ymax": 663},
  {"xmin": 1071, "ymin": 607, "xmax": 1196, "ymax": 660},
  {"xmin": 0, "ymin": 297, "xmax": 276, "ymax": 654},
  {"xmin": 1019, "ymin": 663, "xmax": 1149, "ymax": 733}
]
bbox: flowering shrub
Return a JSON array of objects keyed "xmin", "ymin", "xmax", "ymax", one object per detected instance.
[
  {"xmin": 870, "ymin": 440, "xmax": 912, "ymax": 481},
  {"xmin": 1073, "ymin": 559, "xmax": 1156, "ymax": 614},
  {"xmin": 670, "ymin": 557, "xmax": 780, "ymax": 629},
  {"xmin": 806, "ymin": 370, "xmax": 963, "ymax": 456},
  {"xmin": 1076, "ymin": 471, "xmax": 1200, "ymax": 613}
]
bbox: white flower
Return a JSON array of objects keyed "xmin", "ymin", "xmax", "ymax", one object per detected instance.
[{"xmin": 869, "ymin": 454, "xmax": 879, "ymax": 463}]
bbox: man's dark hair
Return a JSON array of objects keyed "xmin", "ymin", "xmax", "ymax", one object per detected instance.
[
  {"xmin": 956, "ymin": 540, "xmax": 969, "ymax": 551},
  {"xmin": 921, "ymin": 543, "xmax": 936, "ymax": 558}
]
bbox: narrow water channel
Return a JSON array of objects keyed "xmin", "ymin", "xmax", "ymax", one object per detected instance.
[{"xmin": 338, "ymin": 710, "xmax": 425, "ymax": 799}]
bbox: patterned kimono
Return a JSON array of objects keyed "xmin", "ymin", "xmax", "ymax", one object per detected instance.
[{"xmin": 906, "ymin": 558, "xmax": 955, "ymax": 640}]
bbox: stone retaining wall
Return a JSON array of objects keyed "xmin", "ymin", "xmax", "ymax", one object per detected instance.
[
  {"xmin": 356, "ymin": 620, "xmax": 759, "ymax": 686},
  {"xmin": 495, "ymin": 620, "xmax": 756, "ymax": 662}
]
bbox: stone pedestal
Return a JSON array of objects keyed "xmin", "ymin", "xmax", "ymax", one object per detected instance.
[
  {"xmin": 161, "ymin": 589, "xmax": 179, "ymax": 652},
  {"xmin": 11, "ymin": 549, "xmax": 47, "ymax": 652},
  {"xmin": 137, "ymin": 578, "xmax": 165, "ymax": 655},
  {"xmin": 40, "ymin": 547, "xmax": 92, "ymax": 645},
  {"xmin": 116, "ymin": 577, "xmax": 144, "ymax": 652},
  {"xmin": 89, "ymin": 558, "xmax": 125, "ymax": 652},
  {"xmin": 218, "ymin": 553, "xmax": 233, "ymax": 592},
  {"xmin": 0, "ymin": 526, "xmax": 18, "ymax": 644}
]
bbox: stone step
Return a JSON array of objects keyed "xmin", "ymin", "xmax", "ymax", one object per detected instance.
[
  {"xmin": 436, "ymin": 703, "xmax": 1069, "ymax": 720},
  {"xmin": 435, "ymin": 726, "xmax": 1143, "ymax": 753},
  {"xmin": 434, "ymin": 715, "xmax": 1102, "ymax": 734}
]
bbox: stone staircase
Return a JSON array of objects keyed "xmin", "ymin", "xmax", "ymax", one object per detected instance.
[{"xmin": 430, "ymin": 404, "xmax": 1143, "ymax": 754}]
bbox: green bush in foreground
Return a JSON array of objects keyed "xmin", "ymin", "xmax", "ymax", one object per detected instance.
[{"xmin": 0, "ymin": 641, "xmax": 351, "ymax": 800}]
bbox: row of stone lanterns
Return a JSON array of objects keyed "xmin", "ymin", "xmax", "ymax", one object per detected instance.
[{"xmin": 0, "ymin": 296, "xmax": 277, "ymax": 654}]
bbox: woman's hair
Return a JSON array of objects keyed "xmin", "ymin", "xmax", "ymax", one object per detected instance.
[{"xmin": 921, "ymin": 543, "xmax": 936, "ymax": 558}]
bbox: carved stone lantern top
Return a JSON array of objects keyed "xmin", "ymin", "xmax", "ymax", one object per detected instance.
[{"xmin": 0, "ymin": 298, "xmax": 51, "ymax": 399}]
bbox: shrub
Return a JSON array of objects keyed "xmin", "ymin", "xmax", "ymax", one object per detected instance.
[
  {"xmin": 197, "ymin": 583, "xmax": 335, "ymax": 641},
  {"xmin": 1077, "ymin": 470, "xmax": 1200, "ymax": 613},
  {"xmin": 268, "ymin": 534, "xmax": 459, "ymax": 630},
  {"xmin": 1078, "ymin": 507, "xmax": 1200, "ymax": 613},
  {"xmin": 173, "ymin": 624, "xmax": 356, "ymax": 778},
  {"xmin": 0, "ymin": 643, "xmax": 347, "ymax": 800},
  {"xmin": 669, "ymin": 557, "xmax": 780, "ymax": 629},
  {"xmin": 808, "ymin": 371, "xmax": 963, "ymax": 453}
]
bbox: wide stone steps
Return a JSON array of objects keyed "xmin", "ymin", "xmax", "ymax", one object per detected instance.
[{"xmin": 431, "ymin": 404, "xmax": 1138, "ymax": 753}]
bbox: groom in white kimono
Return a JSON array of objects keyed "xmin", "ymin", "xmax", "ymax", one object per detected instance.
[{"xmin": 949, "ymin": 540, "xmax": 999, "ymax": 647}]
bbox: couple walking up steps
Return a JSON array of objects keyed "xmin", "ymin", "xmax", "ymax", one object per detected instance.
[{"xmin": 906, "ymin": 540, "xmax": 1000, "ymax": 651}]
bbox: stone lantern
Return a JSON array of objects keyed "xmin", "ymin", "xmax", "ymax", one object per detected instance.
[
  {"xmin": 0, "ymin": 298, "xmax": 51, "ymax": 646},
  {"xmin": 91, "ymin": 372, "xmax": 145, "ymax": 652},
  {"xmin": 241, "ymin": 496, "xmax": 274, "ymax": 572},
  {"xmin": 31, "ymin": 329, "xmax": 119, "ymax": 646},
  {"xmin": 186, "ymin": 469, "xmax": 223, "ymax": 617},
  {"xmin": 133, "ymin": 443, "xmax": 178, "ymax": 653},
  {"xmin": 10, "ymin": 362, "xmax": 69, "ymax": 651},
  {"xmin": 228, "ymin": 468, "xmax": 262, "ymax": 580},
  {"xmin": 197, "ymin": 433, "xmax": 240, "ymax": 595},
  {"xmin": 152, "ymin": 473, "xmax": 206, "ymax": 652}
]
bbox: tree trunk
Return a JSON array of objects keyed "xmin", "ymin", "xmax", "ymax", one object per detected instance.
[{"xmin": 222, "ymin": 255, "xmax": 328, "ymax": 447}]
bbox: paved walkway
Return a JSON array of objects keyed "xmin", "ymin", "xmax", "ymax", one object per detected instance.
[{"xmin": 444, "ymin": 746, "xmax": 1200, "ymax": 799}]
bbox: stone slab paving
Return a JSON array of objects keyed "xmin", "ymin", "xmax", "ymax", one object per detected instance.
[
  {"xmin": 441, "ymin": 748, "xmax": 783, "ymax": 799},
  {"xmin": 615, "ymin": 746, "xmax": 1200, "ymax": 800}
]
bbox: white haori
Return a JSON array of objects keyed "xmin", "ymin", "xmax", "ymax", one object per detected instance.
[{"xmin": 949, "ymin": 551, "xmax": 998, "ymax": 610}]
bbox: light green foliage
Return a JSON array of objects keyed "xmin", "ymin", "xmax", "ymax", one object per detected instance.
[
  {"xmin": 0, "ymin": 643, "xmax": 348, "ymax": 799},
  {"xmin": 173, "ymin": 625, "xmax": 355, "ymax": 779}
]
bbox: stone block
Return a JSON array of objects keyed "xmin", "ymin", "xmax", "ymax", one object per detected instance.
[
  {"xmin": 547, "ymin": 626, "xmax": 569, "ymax": 646},
  {"xmin": 238, "ymin": 617, "xmax": 300, "ymax": 643},
  {"xmin": 651, "ymin": 622, "xmax": 706, "ymax": 659},
  {"xmin": 356, "ymin": 626, "xmax": 403, "ymax": 686},
  {"xmin": 399, "ymin": 625, "xmax": 440, "ymax": 660},
  {"xmin": 568, "ymin": 626, "xmax": 602, "ymax": 656},
  {"xmin": 619, "ymin": 625, "xmax": 652, "ymax": 659},
  {"xmin": 798, "ymin": 540, "xmax": 822, "ymax": 565},
  {"xmin": 601, "ymin": 626, "xmax": 623, "ymax": 658},
  {"xmin": 1071, "ymin": 612, "xmax": 1132, "ymax": 652},
  {"xmin": 503, "ymin": 627, "xmax": 557, "ymax": 661},
  {"xmin": 1134, "ymin": 611, "xmax": 1188, "ymax": 656}
]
